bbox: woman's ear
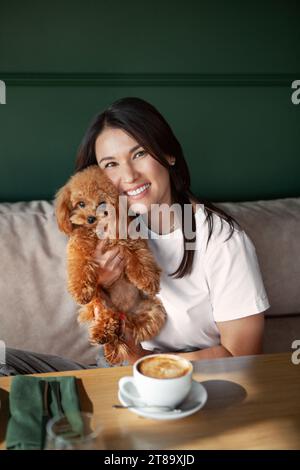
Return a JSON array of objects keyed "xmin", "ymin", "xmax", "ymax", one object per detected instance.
[
  {"xmin": 166, "ymin": 155, "xmax": 176, "ymax": 166},
  {"xmin": 54, "ymin": 185, "xmax": 73, "ymax": 234}
]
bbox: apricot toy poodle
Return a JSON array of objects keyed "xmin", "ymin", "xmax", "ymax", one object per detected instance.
[{"xmin": 55, "ymin": 165, "xmax": 166, "ymax": 365}]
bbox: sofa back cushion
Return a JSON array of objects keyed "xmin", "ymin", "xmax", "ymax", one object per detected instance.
[
  {"xmin": 0, "ymin": 200, "xmax": 97, "ymax": 364},
  {"xmin": 217, "ymin": 197, "xmax": 300, "ymax": 317}
]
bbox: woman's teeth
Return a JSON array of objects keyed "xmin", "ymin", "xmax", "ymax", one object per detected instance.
[{"xmin": 126, "ymin": 183, "xmax": 151, "ymax": 196}]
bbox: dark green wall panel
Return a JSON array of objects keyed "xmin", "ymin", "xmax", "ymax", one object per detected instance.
[
  {"xmin": 0, "ymin": 0, "xmax": 299, "ymax": 202},
  {"xmin": 1, "ymin": 0, "xmax": 299, "ymax": 73}
]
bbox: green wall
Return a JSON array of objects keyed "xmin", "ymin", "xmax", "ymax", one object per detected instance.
[{"xmin": 0, "ymin": 0, "xmax": 299, "ymax": 202}]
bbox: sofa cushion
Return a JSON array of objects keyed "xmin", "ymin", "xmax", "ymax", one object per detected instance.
[
  {"xmin": 0, "ymin": 200, "xmax": 98, "ymax": 365},
  {"xmin": 217, "ymin": 197, "xmax": 300, "ymax": 317}
]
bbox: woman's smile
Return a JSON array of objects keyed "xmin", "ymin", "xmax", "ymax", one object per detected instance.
[
  {"xmin": 95, "ymin": 128, "xmax": 174, "ymax": 219},
  {"xmin": 124, "ymin": 183, "xmax": 151, "ymax": 199}
]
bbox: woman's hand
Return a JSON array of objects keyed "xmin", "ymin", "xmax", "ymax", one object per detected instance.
[{"xmin": 93, "ymin": 240, "xmax": 125, "ymax": 288}]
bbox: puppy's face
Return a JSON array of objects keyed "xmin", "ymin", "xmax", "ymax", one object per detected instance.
[
  {"xmin": 55, "ymin": 165, "xmax": 119, "ymax": 235},
  {"xmin": 69, "ymin": 193, "xmax": 109, "ymax": 229}
]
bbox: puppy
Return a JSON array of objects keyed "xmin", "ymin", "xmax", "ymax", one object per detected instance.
[{"xmin": 55, "ymin": 165, "xmax": 166, "ymax": 364}]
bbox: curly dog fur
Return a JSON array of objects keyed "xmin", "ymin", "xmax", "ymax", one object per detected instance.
[{"xmin": 55, "ymin": 165, "xmax": 166, "ymax": 365}]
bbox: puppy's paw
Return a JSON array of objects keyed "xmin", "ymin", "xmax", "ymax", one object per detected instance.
[
  {"xmin": 89, "ymin": 312, "xmax": 120, "ymax": 345},
  {"xmin": 78, "ymin": 305, "xmax": 94, "ymax": 323},
  {"xmin": 72, "ymin": 285, "xmax": 96, "ymax": 305}
]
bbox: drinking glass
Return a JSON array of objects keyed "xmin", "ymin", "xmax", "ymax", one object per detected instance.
[{"xmin": 45, "ymin": 412, "xmax": 105, "ymax": 450}]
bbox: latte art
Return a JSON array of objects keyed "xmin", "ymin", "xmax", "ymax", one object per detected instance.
[
  {"xmin": 119, "ymin": 354, "xmax": 193, "ymax": 408},
  {"xmin": 138, "ymin": 355, "xmax": 192, "ymax": 379}
]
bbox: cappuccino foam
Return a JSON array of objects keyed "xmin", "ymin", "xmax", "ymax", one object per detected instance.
[{"xmin": 138, "ymin": 356, "xmax": 191, "ymax": 379}]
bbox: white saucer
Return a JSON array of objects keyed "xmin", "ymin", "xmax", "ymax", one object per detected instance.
[{"xmin": 117, "ymin": 379, "xmax": 207, "ymax": 421}]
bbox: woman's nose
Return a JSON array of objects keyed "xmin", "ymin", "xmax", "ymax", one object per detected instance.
[{"xmin": 122, "ymin": 162, "xmax": 139, "ymax": 183}]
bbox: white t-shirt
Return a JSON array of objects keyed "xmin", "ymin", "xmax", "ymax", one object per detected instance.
[{"xmin": 137, "ymin": 204, "xmax": 270, "ymax": 353}]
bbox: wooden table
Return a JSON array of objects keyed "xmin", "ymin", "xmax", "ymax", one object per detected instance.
[{"xmin": 0, "ymin": 352, "xmax": 299, "ymax": 450}]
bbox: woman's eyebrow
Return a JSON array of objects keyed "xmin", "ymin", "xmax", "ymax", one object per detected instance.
[{"xmin": 98, "ymin": 144, "xmax": 141, "ymax": 164}]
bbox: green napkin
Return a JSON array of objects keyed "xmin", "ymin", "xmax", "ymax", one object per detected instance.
[{"xmin": 6, "ymin": 375, "xmax": 83, "ymax": 450}]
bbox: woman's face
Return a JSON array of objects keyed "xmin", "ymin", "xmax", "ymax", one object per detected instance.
[{"xmin": 95, "ymin": 127, "xmax": 174, "ymax": 215}]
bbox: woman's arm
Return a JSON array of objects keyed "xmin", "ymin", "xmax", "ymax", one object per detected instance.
[
  {"xmin": 216, "ymin": 313, "xmax": 265, "ymax": 356},
  {"xmin": 124, "ymin": 313, "xmax": 265, "ymax": 364}
]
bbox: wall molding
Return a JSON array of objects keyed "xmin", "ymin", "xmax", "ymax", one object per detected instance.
[{"xmin": 0, "ymin": 72, "xmax": 298, "ymax": 86}]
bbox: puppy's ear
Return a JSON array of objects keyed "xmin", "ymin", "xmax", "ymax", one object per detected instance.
[{"xmin": 54, "ymin": 185, "xmax": 73, "ymax": 234}]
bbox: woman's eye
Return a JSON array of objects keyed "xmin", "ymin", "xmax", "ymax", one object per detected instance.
[
  {"xmin": 78, "ymin": 201, "xmax": 85, "ymax": 208},
  {"xmin": 135, "ymin": 150, "xmax": 146, "ymax": 158},
  {"xmin": 104, "ymin": 162, "xmax": 116, "ymax": 169},
  {"xmin": 103, "ymin": 151, "xmax": 146, "ymax": 169}
]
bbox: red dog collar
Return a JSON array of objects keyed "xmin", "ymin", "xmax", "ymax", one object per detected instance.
[{"xmin": 119, "ymin": 312, "xmax": 126, "ymax": 321}]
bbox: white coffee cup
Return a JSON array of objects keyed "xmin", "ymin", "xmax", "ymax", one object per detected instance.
[{"xmin": 119, "ymin": 354, "xmax": 193, "ymax": 408}]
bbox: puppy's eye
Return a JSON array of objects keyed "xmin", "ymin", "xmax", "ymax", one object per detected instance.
[{"xmin": 77, "ymin": 201, "xmax": 85, "ymax": 208}]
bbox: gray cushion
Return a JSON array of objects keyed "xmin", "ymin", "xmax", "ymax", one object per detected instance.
[
  {"xmin": 0, "ymin": 200, "xmax": 98, "ymax": 365},
  {"xmin": 217, "ymin": 197, "xmax": 300, "ymax": 317}
]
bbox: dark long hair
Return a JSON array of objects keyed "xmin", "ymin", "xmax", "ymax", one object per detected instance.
[{"xmin": 75, "ymin": 97, "xmax": 241, "ymax": 278}]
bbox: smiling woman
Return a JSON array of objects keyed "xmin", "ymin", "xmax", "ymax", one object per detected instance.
[
  {"xmin": 95, "ymin": 128, "xmax": 173, "ymax": 222},
  {"xmin": 98, "ymin": 145, "xmax": 151, "ymax": 200},
  {"xmin": 75, "ymin": 97, "xmax": 239, "ymax": 279}
]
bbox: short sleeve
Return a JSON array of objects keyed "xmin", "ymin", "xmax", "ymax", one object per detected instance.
[{"xmin": 204, "ymin": 228, "xmax": 270, "ymax": 322}]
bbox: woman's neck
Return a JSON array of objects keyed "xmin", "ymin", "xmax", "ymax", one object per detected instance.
[
  {"xmin": 141, "ymin": 205, "xmax": 180, "ymax": 235},
  {"xmin": 141, "ymin": 199, "xmax": 197, "ymax": 235}
]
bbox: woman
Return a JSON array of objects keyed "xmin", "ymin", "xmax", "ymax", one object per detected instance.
[
  {"xmin": 1, "ymin": 97, "xmax": 269, "ymax": 376},
  {"xmin": 79, "ymin": 96, "xmax": 269, "ymax": 365}
]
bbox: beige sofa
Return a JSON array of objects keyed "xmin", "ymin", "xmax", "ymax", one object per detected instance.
[{"xmin": 0, "ymin": 197, "xmax": 299, "ymax": 365}]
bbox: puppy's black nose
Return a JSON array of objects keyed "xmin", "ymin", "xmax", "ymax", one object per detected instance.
[{"xmin": 87, "ymin": 216, "xmax": 96, "ymax": 224}]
